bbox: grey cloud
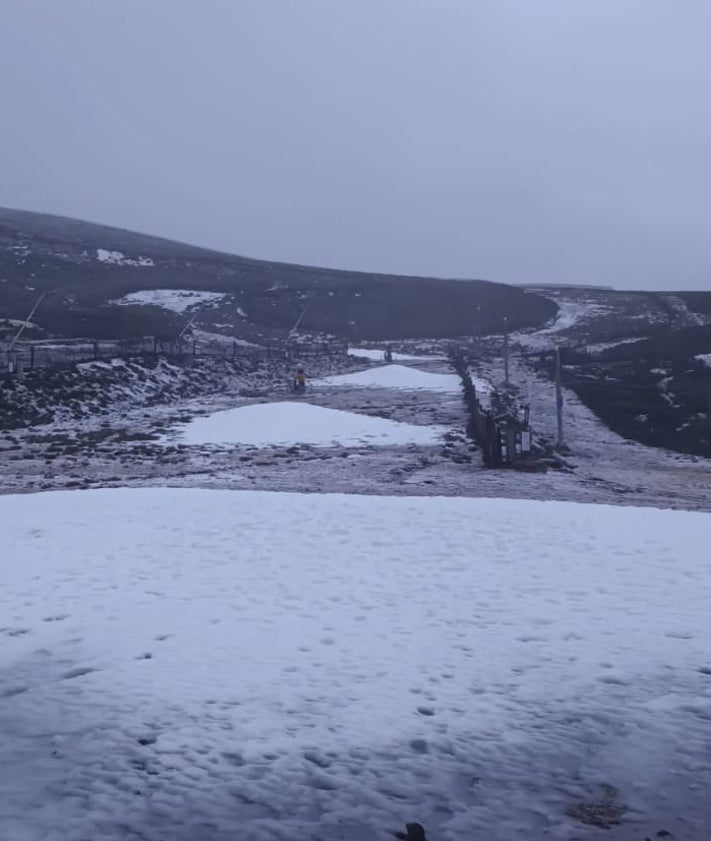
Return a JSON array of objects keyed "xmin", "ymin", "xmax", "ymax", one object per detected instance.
[{"xmin": 1, "ymin": 0, "xmax": 709, "ymax": 289}]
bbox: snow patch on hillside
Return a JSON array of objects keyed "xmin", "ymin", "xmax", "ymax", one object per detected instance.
[
  {"xmin": 97, "ymin": 249, "xmax": 154, "ymax": 267},
  {"xmin": 168, "ymin": 401, "xmax": 448, "ymax": 448},
  {"xmin": 0, "ymin": 318, "xmax": 40, "ymax": 332},
  {"xmin": 586, "ymin": 336, "xmax": 647, "ymax": 354},
  {"xmin": 113, "ymin": 289, "xmax": 227, "ymax": 313}
]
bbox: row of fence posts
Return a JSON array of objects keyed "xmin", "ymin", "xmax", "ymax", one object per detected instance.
[
  {"xmin": 450, "ymin": 350, "xmax": 532, "ymax": 468},
  {"xmin": 3, "ymin": 337, "xmax": 349, "ymax": 377}
]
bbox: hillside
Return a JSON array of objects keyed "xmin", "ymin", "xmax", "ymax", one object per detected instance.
[
  {"xmin": 507, "ymin": 286, "xmax": 711, "ymax": 458},
  {"xmin": 0, "ymin": 208, "xmax": 555, "ymax": 341}
]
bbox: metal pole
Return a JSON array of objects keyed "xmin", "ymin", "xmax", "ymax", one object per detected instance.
[
  {"xmin": 9, "ymin": 291, "xmax": 46, "ymax": 352},
  {"xmin": 555, "ymin": 346, "xmax": 564, "ymax": 448},
  {"xmin": 503, "ymin": 316, "xmax": 509, "ymax": 386},
  {"xmin": 289, "ymin": 307, "xmax": 307, "ymax": 338}
]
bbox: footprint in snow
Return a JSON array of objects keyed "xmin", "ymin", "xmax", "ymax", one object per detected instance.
[
  {"xmin": 0, "ymin": 685, "xmax": 29, "ymax": 698},
  {"xmin": 60, "ymin": 666, "xmax": 98, "ymax": 680}
]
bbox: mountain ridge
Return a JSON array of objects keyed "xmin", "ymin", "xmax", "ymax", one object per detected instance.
[{"xmin": 0, "ymin": 207, "xmax": 557, "ymax": 341}]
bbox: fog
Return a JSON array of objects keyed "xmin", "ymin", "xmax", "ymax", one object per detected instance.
[{"xmin": 2, "ymin": 1, "xmax": 709, "ymax": 290}]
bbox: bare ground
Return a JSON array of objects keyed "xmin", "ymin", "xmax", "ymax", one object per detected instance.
[{"xmin": 1, "ymin": 353, "xmax": 709, "ymax": 513}]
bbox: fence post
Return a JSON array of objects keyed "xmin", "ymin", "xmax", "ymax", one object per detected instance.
[
  {"xmin": 153, "ymin": 336, "xmax": 158, "ymax": 355},
  {"xmin": 555, "ymin": 347, "xmax": 564, "ymax": 448},
  {"xmin": 30, "ymin": 345, "xmax": 35, "ymax": 370}
]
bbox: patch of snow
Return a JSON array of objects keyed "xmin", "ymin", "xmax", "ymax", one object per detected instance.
[
  {"xmin": 348, "ymin": 347, "xmax": 446, "ymax": 362},
  {"xmin": 586, "ymin": 336, "xmax": 647, "ymax": 354},
  {"xmin": 0, "ymin": 319, "xmax": 40, "ymax": 330},
  {"xmin": 190, "ymin": 328, "xmax": 260, "ymax": 348},
  {"xmin": 10, "ymin": 244, "xmax": 30, "ymax": 263},
  {"xmin": 169, "ymin": 401, "xmax": 448, "ymax": 447},
  {"xmin": 236, "ymin": 307, "xmax": 247, "ymax": 318},
  {"xmin": 97, "ymin": 249, "xmax": 154, "ymax": 267},
  {"xmin": 658, "ymin": 375, "xmax": 681, "ymax": 409},
  {"xmin": 1, "ymin": 488, "xmax": 711, "ymax": 839},
  {"xmin": 695, "ymin": 353, "xmax": 711, "ymax": 368},
  {"xmin": 317, "ymin": 364, "xmax": 461, "ymax": 393},
  {"xmin": 534, "ymin": 300, "xmax": 608, "ymax": 337},
  {"xmin": 113, "ymin": 289, "xmax": 227, "ymax": 314},
  {"xmin": 467, "ymin": 370, "xmax": 494, "ymax": 402},
  {"xmin": 664, "ymin": 295, "xmax": 706, "ymax": 327}
]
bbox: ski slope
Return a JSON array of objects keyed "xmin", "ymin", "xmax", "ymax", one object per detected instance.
[
  {"xmin": 167, "ymin": 401, "xmax": 448, "ymax": 448},
  {"xmin": 316, "ymin": 364, "xmax": 461, "ymax": 392},
  {"xmin": 1, "ymin": 488, "xmax": 710, "ymax": 840}
]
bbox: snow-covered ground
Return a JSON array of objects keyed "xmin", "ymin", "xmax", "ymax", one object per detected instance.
[
  {"xmin": 536, "ymin": 299, "xmax": 604, "ymax": 335},
  {"xmin": 2, "ymin": 488, "xmax": 710, "ymax": 841},
  {"xmin": 466, "ymin": 370, "xmax": 494, "ymax": 402},
  {"xmin": 511, "ymin": 296, "xmax": 607, "ymax": 350},
  {"xmin": 168, "ymin": 401, "xmax": 448, "ymax": 448},
  {"xmin": 510, "ymin": 288, "xmax": 663, "ymax": 352},
  {"xmin": 316, "ymin": 364, "xmax": 461, "ymax": 393},
  {"xmin": 113, "ymin": 289, "xmax": 226, "ymax": 313},
  {"xmin": 348, "ymin": 347, "xmax": 446, "ymax": 362}
]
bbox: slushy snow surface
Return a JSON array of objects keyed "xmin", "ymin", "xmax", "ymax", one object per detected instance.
[
  {"xmin": 2, "ymin": 488, "xmax": 711, "ymax": 840},
  {"xmin": 114, "ymin": 289, "xmax": 226, "ymax": 313},
  {"xmin": 169, "ymin": 401, "xmax": 447, "ymax": 448},
  {"xmin": 317, "ymin": 364, "xmax": 461, "ymax": 392}
]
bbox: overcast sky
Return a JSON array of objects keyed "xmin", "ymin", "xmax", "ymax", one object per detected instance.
[{"xmin": 2, "ymin": 1, "xmax": 709, "ymax": 290}]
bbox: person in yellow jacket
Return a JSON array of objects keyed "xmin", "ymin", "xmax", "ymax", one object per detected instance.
[{"xmin": 294, "ymin": 367, "xmax": 306, "ymax": 393}]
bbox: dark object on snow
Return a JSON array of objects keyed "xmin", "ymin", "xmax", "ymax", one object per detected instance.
[
  {"xmin": 566, "ymin": 783, "xmax": 625, "ymax": 829},
  {"xmin": 395, "ymin": 823, "xmax": 427, "ymax": 841}
]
